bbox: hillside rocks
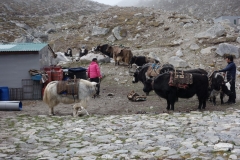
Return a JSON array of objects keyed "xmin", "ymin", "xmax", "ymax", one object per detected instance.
[
  {"xmin": 195, "ymin": 23, "xmax": 226, "ymax": 39},
  {"xmin": 112, "ymin": 26, "xmax": 123, "ymax": 40},
  {"xmin": 107, "ymin": 35, "xmax": 116, "ymax": 42},
  {"xmin": 14, "ymin": 36, "xmax": 34, "ymax": 43},
  {"xmin": 2, "ymin": 1, "xmax": 240, "ymax": 75},
  {"xmin": 175, "ymin": 49, "xmax": 183, "ymax": 57},
  {"xmin": 189, "ymin": 43, "xmax": 200, "ymax": 51},
  {"xmin": 216, "ymin": 43, "xmax": 240, "ymax": 58},
  {"xmin": 121, "ymin": 0, "xmax": 240, "ymax": 20},
  {"xmin": 168, "ymin": 56, "xmax": 189, "ymax": 68},
  {"xmin": 92, "ymin": 26, "xmax": 110, "ymax": 36},
  {"xmin": 200, "ymin": 46, "xmax": 216, "ymax": 55},
  {"xmin": 106, "ymin": 26, "xmax": 124, "ymax": 42},
  {"xmin": 195, "ymin": 22, "xmax": 239, "ymax": 44},
  {"xmin": 1, "ymin": 0, "xmax": 109, "ymax": 16}
]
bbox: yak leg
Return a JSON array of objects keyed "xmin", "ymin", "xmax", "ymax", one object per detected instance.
[
  {"xmin": 213, "ymin": 96, "xmax": 216, "ymax": 106},
  {"xmin": 47, "ymin": 100, "xmax": 59, "ymax": 116},
  {"xmin": 202, "ymin": 100, "xmax": 206, "ymax": 109},
  {"xmin": 220, "ymin": 93, "xmax": 224, "ymax": 104},
  {"xmin": 48, "ymin": 103, "xmax": 58, "ymax": 116},
  {"xmin": 197, "ymin": 98, "xmax": 204, "ymax": 110},
  {"xmin": 209, "ymin": 97, "xmax": 212, "ymax": 102},
  {"xmin": 168, "ymin": 92, "xmax": 176, "ymax": 110},
  {"xmin": 113, "ymin": 55, "xmax": 117, "ymax": 66},
  {"xmin": 170, "ymin": 101, "xmax": 175, "ymax": 110},
  {"xmin": 116, "ymin": 56, "xmax": 122, "ymax": 66},
  {"xmin": 166, "ymin": 99, "xmax": 170, "ymax": 110},
  {"xmin": 197, "ymin": 99, "xmax": 202, "ymax": 110},
  {"xmin": 49, "ymin": 106, "xmax": 55, "ymax": 116},
  {"xmin": 143, "ymin": 85, "xmax": 150, "ymax": 96}
]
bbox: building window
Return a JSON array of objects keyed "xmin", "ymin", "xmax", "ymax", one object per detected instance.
[{"xmin": 234, "ymin": 19, "xmax": 236, "ymax": 25}]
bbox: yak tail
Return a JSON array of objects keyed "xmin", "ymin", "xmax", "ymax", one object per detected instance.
[
  {"xmin": 43, "ymin": 86, "xmax": 49, "ymax": 103},
  {"xmin": 43, "ymin": 87, "xmax": 47, "ymax": 102}
]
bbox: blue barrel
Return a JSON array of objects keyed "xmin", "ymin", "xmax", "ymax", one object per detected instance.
[{"xmin": 0, "ymin": 87, "xmax": 10, "ymax": 101}]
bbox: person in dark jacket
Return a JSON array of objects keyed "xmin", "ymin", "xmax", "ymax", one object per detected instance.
[{"xmin": 217, "ymin": 55, "xmax": 236, "ymax": 104}]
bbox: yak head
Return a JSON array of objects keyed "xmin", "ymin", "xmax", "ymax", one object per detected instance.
[
  {"xmin": 132, "ymin": 70, "xmax": 139, "ymax": 83},
  {"xmin": 144, "ymin": 78, "xmax": 154, "ymax": 94},
  {"xmin": 130, "ymin": 56, "xmax": 137, "ymax": 65},
  {"xmin": 211, "ymin": 72, "xmax": 231, "ymax": 95},
  {"xmin": 132, "ymin": 66, "xmax": 142, "ymax": 83}
]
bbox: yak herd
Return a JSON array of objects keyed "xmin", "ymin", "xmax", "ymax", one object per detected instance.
[
  {"xmin": 131, "ymin": 59, "xmax": 232, "ymax": 111},
  {"xmin": 44, "ymin": 44, "xmax": 233, "ymax": 116}
]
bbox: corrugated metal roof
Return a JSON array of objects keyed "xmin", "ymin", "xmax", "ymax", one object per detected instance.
[{"xmin": 0, "ymin": 43, "xmax": 48, "ymax": 52}]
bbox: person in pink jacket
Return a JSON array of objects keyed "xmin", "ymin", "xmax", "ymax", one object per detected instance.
[{"xmin": 87, "ymin": 58, "xmax": 102, "ymax": 96}]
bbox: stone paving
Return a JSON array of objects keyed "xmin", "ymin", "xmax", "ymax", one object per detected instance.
[{"xmin": 1, "ymin": 109, "xmax": 240, "ymax": 160}]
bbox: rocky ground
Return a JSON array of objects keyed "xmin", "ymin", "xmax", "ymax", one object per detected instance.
[{"xmin": 1, "ymin": 107, "xmax": 240, "ymax": 159}]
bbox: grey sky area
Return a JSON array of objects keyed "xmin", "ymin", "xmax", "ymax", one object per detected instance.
[{"xmin": 91, "ymin": 0, "xmax": 122, "ymax": 6}]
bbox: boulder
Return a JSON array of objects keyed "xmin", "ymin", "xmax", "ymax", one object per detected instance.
[
  {"xmin": 189, "ymin": 43, "xmax": 200, "ymax": 51},
  {"xmin": 197, "ymin": 36, "xmax": 237, "ymax": 44},
  {"xmin": 107, "ymin": 35, "xmax": 116, "ymax": 42},
  {"xmin": 183, "ymin": 23, "xmax": 193, "ymax": 29},
  {"xmin": 168, "ymin": 56, "xmax": 189, "ymax": 68},
  {"xmin": 15, "ymin": 22, "xmax": 30, "ymax": 30},
  {"xmin": 134, "ymin": 13, "xmax": 143, "ymax": 17},
  {"xmin": 112, "ymin": 26, "xmax": 123, "ymax": 40},
  {"xmin": 14, "ymin": 36, "xmax": 34, "ymax": 43},
  {"xmin": 195, "ymin": 23, "xmax": 226, "ymax": 39},
  {"xmin": 147, "ymin": 52, "xmax": 160, "ymax": 62},
  {"xmin": 216, "ymin": 43, "xmax": 240, "ymax": 58},
  {"xmin": 176, "ymin": 49, "xmax": 183, "ymax": 57},
  {"xmin": 45, "ymin": 28, "xmax": 56, "ymax": 34},
  {"xmin": 200, "ymin": 46, "xmax": 216, "ymax": 55},
  {"xmin": 237, "ymin": 37, "xmax": 240, "ymax": 43},
  {"xmin": 92, "ymin": 26, "xmax": 110, "ymax": 36}
]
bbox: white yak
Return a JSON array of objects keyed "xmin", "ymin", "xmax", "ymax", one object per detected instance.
[{"xmin": 43, "ymin": 79, "xmax": 98, "ymax": 117}]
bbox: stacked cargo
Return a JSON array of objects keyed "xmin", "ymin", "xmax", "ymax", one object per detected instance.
[
  {"xmin": 42, "ymin": 66, "xmax": 64, "ymax": 96},
  {"xmin": 43, "ymin": 66, "xmax": 63, "ymax": 83}
]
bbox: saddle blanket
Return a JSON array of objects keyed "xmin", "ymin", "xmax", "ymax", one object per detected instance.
[
  {"xmin": 169, "ymin": 71, "xmax": 193, "ymax": 88},
  {"xmin": 57, "ymin": 80, "xmax": 79, "ymax": 96}
]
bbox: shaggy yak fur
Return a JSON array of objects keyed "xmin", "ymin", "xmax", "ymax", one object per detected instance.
[
  {"xmin": 144, "ymin": 72, "xmax": 209, "ymax": 110},
  {"xmin": 209, "ymin": 72, "xmax": 232, "ymax": 105},
  {"xmin": 43, "ymin": 79, "xmax": 98, "ymax": 117},
  {"xmin": 106, "ymin": 46, "xmax": 133, "ymax": 66},
  {"xmin": 95, "ymin": 44, "xmax": 113, "ymax": 58}
]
